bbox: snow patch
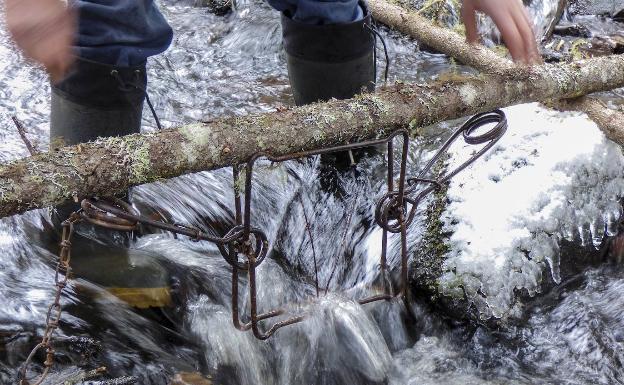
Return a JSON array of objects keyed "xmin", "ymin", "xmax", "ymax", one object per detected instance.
[
  {"xmin": 459, "ymin": 84, "xmax": 479, "ymax": 106},
  {"xmin": 438, "ymin": 103, "xmax": 624, "ymax": 319}
]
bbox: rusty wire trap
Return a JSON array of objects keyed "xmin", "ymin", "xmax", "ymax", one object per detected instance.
[{"xmin": 19, "ymin": 110, "xmax": 506, "ymax": 384}]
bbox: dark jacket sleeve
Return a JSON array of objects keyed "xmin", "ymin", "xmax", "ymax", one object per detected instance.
[
  {"xmin": 266, "ymin": 0, "xmax": 363, "ymax": 25},
  {"xmin": 72, "ymin": 0, "xmax": 173, "ymax": 67}
]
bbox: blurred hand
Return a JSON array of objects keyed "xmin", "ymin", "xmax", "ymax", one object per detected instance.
[
  {"xmin": 5, "ymin": 0, "xmax": 76, "ymax": 83},
  {"xmin": 461, "ymin": 0, "xmax": 541, "ymax": 65}
]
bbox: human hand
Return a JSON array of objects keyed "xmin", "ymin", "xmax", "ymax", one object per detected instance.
[
  {"xmin": 461, "ymin": 0, "xmax": 541, "ymax": 65},
  {"xmin": 5, "ymin": 0, "xmax": 76, "ymax": 83}
]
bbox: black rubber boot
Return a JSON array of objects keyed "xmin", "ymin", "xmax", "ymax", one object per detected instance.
[
  {"xmin": 281, "ymin": 3, "xmax": 375, "ymax": 106},
  {"xmin": 51, "ymin": 58, "xmax": 146, "ymax": 148},
  {"xmin": 48, "ymin": 58, "xmax": 172, "ymax": 310},
  {"xmin": 50, "ymin": 58, "xmax": 146, "ymax": 146},
  {"xmin": 281, "ymin": 5, "xmax": 381, "ymax": 194},
  {"xmin": 51, "ymin": 58, "xmax": 146, "ymax": 219}
]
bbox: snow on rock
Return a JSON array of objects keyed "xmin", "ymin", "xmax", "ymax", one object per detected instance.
[{"xmin": 437, "ymin": 103, "xmax": 624, "ymax": 320}]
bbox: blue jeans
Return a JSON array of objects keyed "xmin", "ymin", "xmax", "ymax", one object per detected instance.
[{"xmin": 73, "ymin": 0, "xmax": 363, "ymax": 67}]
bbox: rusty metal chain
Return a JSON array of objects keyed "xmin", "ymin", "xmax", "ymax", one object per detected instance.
[{"xmin": 18, "ymin": 213, "xmax": 82, "ymax": 385}]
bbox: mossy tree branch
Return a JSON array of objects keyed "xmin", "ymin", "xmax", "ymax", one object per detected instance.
[
  {"xmin": 555, "ymin": 97, "xmax": 624, "ymax": 143},
  {"xmin": 368, "ymin": 0, "xmax": 522, "ymax": 77},
  {"xmin": 0, "ymin": 54, "xmax": 623, "ymax": 218},
  {"xmin": 368, "ymin": 0, "xmax": 623, "ymax": 142}
]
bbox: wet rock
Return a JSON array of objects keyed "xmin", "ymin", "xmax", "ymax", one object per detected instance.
[
  {"xmin": 577, "ymin": 36, "xmax": 623, "ymax": 57},
  {"xmin": 170, "ymin": 372, "xmax": 213, "ymax": 385},
  {"xmin": 55, "ymin": 336, "xmax": 103, "ymax": 366},
  {"xmin": 0, "ymin": 324, "xmax": 24, "ymax": 346},
  {"xmin": 0, "ymin": 323, "xmax": 33, "ymax": 364},
  {"xmin": 196, "ymin": 0, "xmax": 231, "ymax": 16},
  {"xmin": 81, "ymin": 376, "xmax": 138, "ymax": 385},
  {"xmin": 553, "ymin": 23, "xmax": 592, "ymax": 38},
  {"xmin": 545, "ymin": 34, "xmax": 624, "ymax": 62},
  {"xmin": 541, "ymin": 47, "xmax": 566, "ymax": 63},
  {"xmin": 569, "ymin": 0, "xmax": 624, "ymax": 17}
]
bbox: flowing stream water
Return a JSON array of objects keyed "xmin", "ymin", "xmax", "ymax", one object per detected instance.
[{"xmin": 1, "ymin": 1, "xmax": 624, "ymax": 384}]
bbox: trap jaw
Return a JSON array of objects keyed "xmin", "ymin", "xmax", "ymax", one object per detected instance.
[
  {"xmin": 225, "ymin": 109, "xmax": 507, "ymax": 339},
  {"xmin": 227, "ymin": 130, "xmax": 411, "ymax": 340}
]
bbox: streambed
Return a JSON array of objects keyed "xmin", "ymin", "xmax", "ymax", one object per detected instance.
[{"xmin": 1, "ymin": 1, "xmax": 624, "ymax": 384}]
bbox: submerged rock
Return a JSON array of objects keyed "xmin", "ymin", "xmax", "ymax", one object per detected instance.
[
  {"xmin": 410, "ymin": 103, "xmax": 624, "ymax": 325},
  {"xmin": 170, "ymin": 372, "xmax": 213, "ymax": 385},
  {"xmin": 196, "ymin": 0, "xmax": 231, "ymax": 16},
  {"xmin": 569, "ymin": 0, "xmax": 624, "ymax": 17},
  {"xmin": 544, "ymin": 34, "xmax": 624, "ymax": 62}
]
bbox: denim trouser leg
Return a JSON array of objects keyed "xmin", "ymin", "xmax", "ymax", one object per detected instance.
[
  {"xmin": 266, "ymin": 0, "xmax": 364, "ymax": 24},
  {"xmin": 71, "ymin": 0, "xmax": 361, "ymax": 67}
]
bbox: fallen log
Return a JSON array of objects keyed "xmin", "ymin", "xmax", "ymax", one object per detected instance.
[
  {"xmin": 368, "ymin": 0, "xmax": 522, "ymax": 77},
  {"xmin": 369, "ymin": 0, "xmax": 624, "ymax": 147},
  {"xmin": 555, "ymin": 97, "xmax": 624, "ymax": 142},
  {"xmin": 0, "ymin": 54, "xmax": 623, "ymax": 219}
]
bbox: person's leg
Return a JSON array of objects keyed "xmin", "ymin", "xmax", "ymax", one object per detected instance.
[
  {"xmin": 50, "ymin": 0, "xmax": 173, "ymax": 149},
  {"xmin": 270, "ymin": 0, "xmax": 375, "ymax": 106},
  {"xmin": 280, "ymin": 6, "xmax": 375, "ymax": 106},
  {"xmin": 49, "ymin": 0, "xmax": 175, "ymax": 310},
  {"xmin": 269, "ymin": 0, "xmax": 379, "ymax": 192},
  {"xmin": 50, "ymin": 58, "xmax": 146, "ymax": 150}
]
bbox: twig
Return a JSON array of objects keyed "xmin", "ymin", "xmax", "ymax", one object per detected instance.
[
  {"xmin": 52, "ymin": 366, "xmax": 107, "ymax": 385},
  {"xmin": 11, "ymin": 116, "xmax": 38, "ymax": 155},
  {"xmin": 79, "ymin": 377, "xmax": 138, "ymax": 385},
  {"xmin": 543, "ymin": 0, "xmax": 568, "ymax": 43},
  {"xmin": 298, "ymin": 193, "xmax": 319, "ymax": 296}
]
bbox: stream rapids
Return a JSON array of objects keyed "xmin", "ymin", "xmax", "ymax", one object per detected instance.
[{"xmin": 1, "ymin": 0, "xmax": 624, "ymax": 384}]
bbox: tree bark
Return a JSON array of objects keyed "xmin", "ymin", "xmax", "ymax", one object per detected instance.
[
  {"xmin": 555, "ymin": 97, "xmax": 624, "ymax": 144},
  {"xmin": 369, "ymin": 0, "xmax": 622, "ymax": 143},
  {"xmin": 0, "ymin": 54, "xmax": 623, "ymax": 219},
  {"xmin": 367, "ymin": 0, "xmax": 522, "ymax": 77}
]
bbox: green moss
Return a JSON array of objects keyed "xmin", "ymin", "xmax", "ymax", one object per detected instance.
[
  {"xmin": 410, "ymin": 158, "xmax": 451, "ymax": 301},
  {"xmin": 129, "ymin": 140, "xmax": 152, "ymax": 184},
  {"xmin": 313, "ymin": 129, "xmax": 326, "ymax": 142},
  {"xmin": 370, "ymin": 95, "xmax": 390, "ymax": 115},
  {"xmin": 347, "ymin": 100, "xmax": 369, "ymax": 114},
  {"xmin": 93, "ymin": 134, "xmax": 153, "ymax": 184},
  {"xmin": 178, "ymin": 123, "xmax": 211, "ymax": 147},
  {"xmin": 0, "ymin": 183, "xmax": 21, "ymax": 205},
  {"xmin": 416, "ymin": 0, "xmax": 460, "ymax": 27},
  {"xmin": 458, "ymin": 83, "xmax": 479, "ymax": 105},
  {"xmin": 570, "ymin": 39, "xmax": 589, "ymax": 61},
  {"xmin": 233, "ymin": 169, "xmax": 246, "ymax": 193},
  {"xmin": 408, "ymin": 119, "xmax": 423, "ymax": 135},
  {"xmin": 316, "ymin": 111, "xmax": 338, "ymax": 130}
]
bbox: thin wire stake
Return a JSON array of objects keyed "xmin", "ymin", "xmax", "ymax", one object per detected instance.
[
  {"xmin": 11, "ymin": 116, "xmax": 38, "ymax": 155},
  {"xmin": 145, "ymin": 93, "xmax": 163, "ymax": 130},
  {"xmin": 324, "ymin": 191, "xmax": 359, "ymax": 295},
  {"xmin": 298, "ymin": 194, "xmax": 320, "ymax": 297}
]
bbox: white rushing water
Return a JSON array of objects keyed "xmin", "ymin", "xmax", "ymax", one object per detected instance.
[{"xmin": 2, "ymin": 0, "xmax": 624, "ymax": 384}]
